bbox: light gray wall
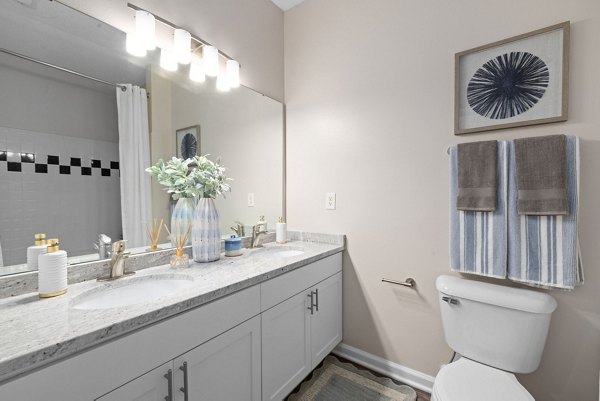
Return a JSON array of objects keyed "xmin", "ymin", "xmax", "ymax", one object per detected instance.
[
  {"xmin": 285, "ymin": 1, "xmax": 600, "ymax": 400},
  {"xmin": 59, "ymin": 0, "xmax": 285, "ymax": 101}
]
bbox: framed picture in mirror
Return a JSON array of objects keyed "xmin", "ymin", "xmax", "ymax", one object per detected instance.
[{"xmin": 176, "ymin": 125, "xmax": 200, "ymax": 159}]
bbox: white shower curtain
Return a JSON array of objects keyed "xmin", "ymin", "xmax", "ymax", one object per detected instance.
[{"xmin": 116, "ymin": 84, "xmax": 152, "ymax": 248}]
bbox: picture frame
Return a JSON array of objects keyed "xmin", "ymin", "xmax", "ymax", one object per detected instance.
[
  {"xmin": 175, "ymin": 125, "xmax": 200, "ymax": 160},
  {"xmin": 455, "ymin": 21, "xmax": 569, "ymax": 135}
]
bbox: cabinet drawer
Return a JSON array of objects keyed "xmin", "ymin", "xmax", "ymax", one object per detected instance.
[{"xmin": 261, "ymin": 253, "xmax": 342, "ymax": 311}]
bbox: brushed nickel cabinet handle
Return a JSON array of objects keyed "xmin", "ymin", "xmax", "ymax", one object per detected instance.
[
  {"xmin": 179, "ymin": 362, "xmax": 189, "ymax": 401},
  {"xmin": 163, "ymin": 369, "xmax": 173, "ymax": 401},
  {"xmin": 312, "ymin": 289, "xmax": 319, "ymax": 312},
  {"xmin": 307, "ymin": 292, "xmax": 314, "ymax": 315}
]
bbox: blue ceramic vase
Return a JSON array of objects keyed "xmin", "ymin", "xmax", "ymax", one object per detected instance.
[{"xmin": 192, "ymin": 198, "xmax": 221, "ymax": 262}]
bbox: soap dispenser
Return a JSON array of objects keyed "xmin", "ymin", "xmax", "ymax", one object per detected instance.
[
  {"xmin": 257, "ymin": 215, "xmax": 267, "ymax": 232},
  {"xmin": 38, "ymin": 239, "xmax": 68, "ymax": 298},
  {"xmin": 276, "ymin": 217, "xmax": 287, "ymax": 244},
  {"xmin": 27, "ymin": 233, "xmax": 47, "ymax": 270}
]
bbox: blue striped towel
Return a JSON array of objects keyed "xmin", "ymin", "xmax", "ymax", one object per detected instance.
[
  {"xmin": 450, "ymin": 141, "xmax": 508, "ymax": 279},
  {"xmin": 508, "ymin": 136, "xmax": 584, "ymax": 290}
]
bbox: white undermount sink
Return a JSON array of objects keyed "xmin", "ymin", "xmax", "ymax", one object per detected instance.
[
  {"xmin": 71, "ymin": 275, "xmax": 195, "ymax": 310},
  {"xmin": 253, "ymin": 246, "xmax": 305, "ymax": 258}
]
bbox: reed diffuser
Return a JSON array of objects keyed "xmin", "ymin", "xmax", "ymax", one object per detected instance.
[
  {"xmin": 164, "ymin": 222, "xmax": 191, "ymax": 268},
  {"xmin": 146, "ymin": 218, "xmax": 164, "ymax": 252}
]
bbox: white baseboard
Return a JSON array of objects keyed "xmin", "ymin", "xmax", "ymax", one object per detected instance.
[{"xmin": 332, "ymin": 343, "xmax": 435, "ymax": 394}]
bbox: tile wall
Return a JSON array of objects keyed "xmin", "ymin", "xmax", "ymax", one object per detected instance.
[{"xmin": 0, "ymin": 126, "xmax": 122, "ymax": 266}]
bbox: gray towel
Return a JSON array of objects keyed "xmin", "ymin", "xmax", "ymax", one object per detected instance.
[
  {"xmin": 514, "ymin": 135, "xmax": 568, "ymax": 215},
  {"xmin": 456, "ymin": 140, "xmax": 498, "ymax": 211}
]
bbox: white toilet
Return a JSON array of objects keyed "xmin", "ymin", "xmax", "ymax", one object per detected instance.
[{"xmin": 432, "ymin": 275, "xmax": 557, "ymax": 401}]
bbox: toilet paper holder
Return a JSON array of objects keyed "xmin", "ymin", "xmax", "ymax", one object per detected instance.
[{"xmin": 382, "ymin": 277, "xmax": 416, "ymax": 289}]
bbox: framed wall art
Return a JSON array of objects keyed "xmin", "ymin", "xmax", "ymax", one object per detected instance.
[
  {"xmin": 455, "ymin": 21, "xmax": 569, "ymax": 135},
  {"xmin": 176, "ymin": 125, "xmax": 200, "ymax": 160}
]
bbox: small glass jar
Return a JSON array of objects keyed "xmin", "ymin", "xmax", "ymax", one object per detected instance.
[{"xmin": 170, "ymin": 249, "xmax": 189, "ymax": 269}]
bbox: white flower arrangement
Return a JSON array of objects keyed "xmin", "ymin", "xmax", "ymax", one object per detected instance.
[{"xmin": 146, "ymin": 155, "xmax": 231, "ymax": 199}]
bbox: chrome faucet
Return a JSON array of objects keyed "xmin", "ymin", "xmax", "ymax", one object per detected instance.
[
  {"xmin": 251, "ymin": 223, "xmax": 268, "ymax": 248},
  {"xmin": 230, "ymin": 221, "xmax": 245, "ymax": 237},
  {"xmin": 94, "ymin": 234, "xmax": 112, "ymax": 259},
  {"xmin": 98, "ymin": 240, "xmax": 133, "ymax": 281}
]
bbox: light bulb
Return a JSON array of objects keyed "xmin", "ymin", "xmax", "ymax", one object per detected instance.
[
  {"xmin": 226, "ymin": 60, "xmax": 240, "ymax": 88},
  {"xmin": 135, "ymin": 10, "xmax": 156, "ymax": 50},
  {"xmin": 189, "ymin": 58, "xmax": 206, "ymax": 83},
  {"xmin": 203, "ymin": 45, "xmax": 219, "ymax": 77},
  {"xmin": 126, "ymin": 33, "xmax": 146, "ymax": 57},
  {"xmin": 174, "ymin": 29, "xmax": 191, "ymax": 65},
  {"xmin": 216, "ymin": 71, "xmax": 230, "ymax": 92},
  {"xmin": 160, "ymin": 48, "xmax": 178, "ymax": 72}
]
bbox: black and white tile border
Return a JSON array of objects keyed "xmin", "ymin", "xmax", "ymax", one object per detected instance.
[{"xmin": 0, "ymin": 151, "xmax": 119, "ymax": 177}]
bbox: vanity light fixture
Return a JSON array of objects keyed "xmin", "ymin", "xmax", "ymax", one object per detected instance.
[
  {"xmin": 226, "ymin": 60, "xmax": 240, "ymax": 88},
  {"xmin": 174, "ymin": 29, "xmax": 192, "ymax": 65},
  {"xmin": 203, "ymin": 45, "xmax": 219, "ymax": 77},
  {"xmin": 189, "ymin": 56, "xmax": 206, "ymax": 83},
  {"xmin": 159, "ymin": 48, "xmax": 178, "ymax": 72},
  {"xmin": 127, "ymin": 3, "xmax": 241, "ymax": 88},
  {"xmin": 126, "ymin": 32, "xmax": 147, "ymax": 57},
  {"xmin": 135, "ymin": 10, "xmax": 156, "ymax": 50}
]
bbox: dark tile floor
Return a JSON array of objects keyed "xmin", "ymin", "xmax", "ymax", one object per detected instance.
[{"xmin": 286, "ymin": 354, "xmax": 431, "ymax": 400}]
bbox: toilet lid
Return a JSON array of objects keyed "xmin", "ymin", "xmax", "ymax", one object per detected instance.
[{"xmin": 433, "ymin": 358, "xmax": 534, "ymax": 401}]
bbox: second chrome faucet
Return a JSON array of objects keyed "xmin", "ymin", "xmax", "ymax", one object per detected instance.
[{"xmin": 98, "ymin": 240, "xmax": 134, "ymax": 281}]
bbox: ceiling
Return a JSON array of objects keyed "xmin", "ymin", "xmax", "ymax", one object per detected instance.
[{"xmin": 270, "ymin": 0, "xmax": 305, "ymax": 11}]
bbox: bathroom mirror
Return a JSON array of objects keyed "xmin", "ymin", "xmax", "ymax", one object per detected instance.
[
  {"xmin": 148, "ymin": 65, "xmax": 284, "ymax": 241},
  {"xmin": 0, "ymin": 0, "xmax": 284, "ymax": 276}
]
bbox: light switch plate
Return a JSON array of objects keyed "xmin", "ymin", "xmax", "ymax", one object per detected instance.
[
  {"xmin": 325, "ymin": 192, "xmax": 336, "ymax": 210},
  {"xmin": 247, "ymin": 193, "xmax": 255, "ymax": 207}
]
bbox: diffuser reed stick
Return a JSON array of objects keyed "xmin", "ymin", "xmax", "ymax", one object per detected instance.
[
  {"xmin": 146, "ymin": 218, "xmax": 164, "ymax": 251},
  {"xmin": 164, "ymin": 222, "xmax": 191, "ymax": 257}
]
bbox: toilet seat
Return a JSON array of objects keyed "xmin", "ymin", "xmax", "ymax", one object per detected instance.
[{"xmin": 431, "ymin": 358, "xmax": 534, "ymax": 401}]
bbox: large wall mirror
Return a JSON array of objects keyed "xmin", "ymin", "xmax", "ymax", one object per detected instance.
[{"xmin": 0, "ymin": 0, "xmax": 284, "ymax": 276}]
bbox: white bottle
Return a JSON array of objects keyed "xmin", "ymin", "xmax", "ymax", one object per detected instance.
[
  {"xmin": 276, "ymin": 217, "xmax": 287, "ymax": 244},
  {"xmin": 38, "ymin": 238, "xmax": 68, "ymax": 298},
  {"xmin": 26, "ymin": 233, "xmax": 47, "ymax": 270}
]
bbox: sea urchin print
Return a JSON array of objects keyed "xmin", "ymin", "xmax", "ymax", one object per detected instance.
[
  {"xmin": 467, "ymin": 52, "xmax": 549, "ymax": 119},
  {"xmin": 181, "ymin": 133, "xmax": 197, "ymax": 160}
]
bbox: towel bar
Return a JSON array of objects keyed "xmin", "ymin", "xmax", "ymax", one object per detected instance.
[{"xmin": 382, "ymin": 277, "xmax": 416, "ymax": 288}]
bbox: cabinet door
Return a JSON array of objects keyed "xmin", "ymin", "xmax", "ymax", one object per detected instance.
[
  {"xmin": 173, "ymin": 315, "xmax": 261, "ymax": 401},
  {"xmin": 261, "ymin": 290, "xmax": 312, "ymax": 401},
  {"xmin": 310, "ymin": 272, "xmax": 342, "ymax": 368},
  {"xmin": 96, "ymin": 362, "xmax": 174, "ymax": 401}
]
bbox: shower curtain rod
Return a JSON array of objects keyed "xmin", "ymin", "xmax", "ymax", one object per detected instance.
[{"xmin": 0, "ymin": 47, "xmax": 128, "ymax": 92}]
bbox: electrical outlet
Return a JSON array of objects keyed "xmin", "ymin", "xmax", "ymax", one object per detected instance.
[
  {"xmin": 247, "ymin": 193, "xmax": 255, "ymax": 207},
  {"xmin": 325, "ymin": 192, "xmax": 336, "ymax": 210}
]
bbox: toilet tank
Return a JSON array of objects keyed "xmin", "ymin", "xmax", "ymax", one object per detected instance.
[{"xmin": 436, "ymin": 275, "xmax": 557, "ymax": 374}]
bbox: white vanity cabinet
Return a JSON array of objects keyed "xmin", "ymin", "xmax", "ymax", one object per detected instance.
[
  {"xmin": 261, "ymin": 254, "xmax": 343, "ymax": 401},
  {"xmin": 172, "ymin": 316, "xmax": 262, "ymax": 401},
  {"xmin": 0, "ymin": 252, "xmax": 342, "ymax": 401},
  {"xmin": 98, "ymin": 316, "xmax": 262, "ymax": 401}
]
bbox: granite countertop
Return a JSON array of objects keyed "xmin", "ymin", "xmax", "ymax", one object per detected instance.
[{"xmin": 0, "ymin": 237, "xmax": 344, "ymax": 383}]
